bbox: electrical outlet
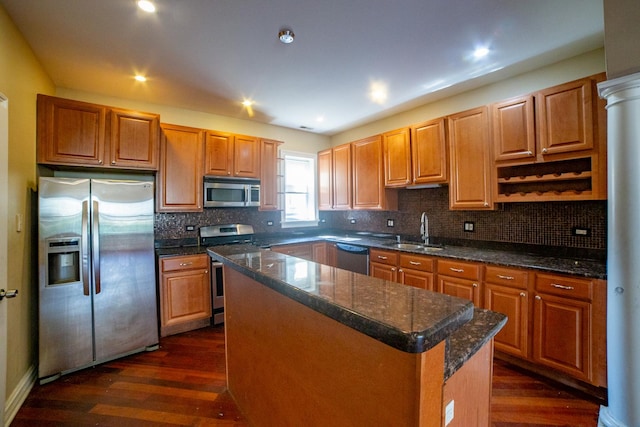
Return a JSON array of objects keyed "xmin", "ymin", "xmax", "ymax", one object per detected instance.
[
  {"xmin": 349, "ymin": 218, "xmax": 356, "ymax": 224},
  {"xmin": 387, "ymin": 219, "xmax": 394, "ymax": 227},
  {"xmin": 572, "ymin": 227, "xmax": 591, "ymax": 236},
  {"xmin": 464, "ymin": 221, "xmax": 475, "ymax": 232},
  {"xmin": 320, "ymin": 218, "xmax": 326, "ymax": 223},
  {"xmin": 267, "ymin": 220, "xmax": 274, "ymax": 226},
  {"xmin": 185, "ymin": 225, "xmax": 195, "ymax": 231}
]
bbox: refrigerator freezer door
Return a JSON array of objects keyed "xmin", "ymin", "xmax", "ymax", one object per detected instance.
[
  {"xmin": 38, "ymin": 177, "xmax": 93, "ymax": 379},
  {"xmin": 90, "ymin": 179, "xmax": 158, "ymax": 362}
]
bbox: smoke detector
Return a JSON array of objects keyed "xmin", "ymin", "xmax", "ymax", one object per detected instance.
[{"xmin": 278, "ymin": 29, "xmax": 295, "ymax": 44}]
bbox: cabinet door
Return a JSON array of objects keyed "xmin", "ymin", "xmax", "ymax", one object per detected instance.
[
  {"xmin": 411, "ymin": 118, "xmax": 448, "ymax": 184},
  {"xmin": 318, "ymin": 149, "xmax": 333, "ymax": 210},
  {"xmin": 325, "ymin": 243, "xmax": 338, "ymax": 267},
  {"xmin": 370, "ymin": 262, "xmax": 397, "ymax": 282},
  {"xmin": 533, "ymin": 293, "xmax": 591, "ymax": 382},
  {"xmin": 272, "ymin": 243, "xmax": 313, "ymax": 261},
  {"xmin": 383, "ymin": 128, "xmax": 411, "ymax": 187},
  {"xmin": 352, "ymin": 135, "xmax": 386, "ymax": 209},
  {"xmin": 233, "ymin": 135, "xmax": 260, "ymax": 178},
  {"xmin": 332, "ymin": 143, "xmax": 352, "ymax": 210},
  {"xmin": 109, "ymin": 108, "xmax": 159, "ymax": 170},
  {"xmin": 204, "ymin": 131, "xmax": 233, "ymax": 176},
  {"xmin": 399, "ymin": 269, "xmax": 433, "ymax": 290},
  {"xmin": 440, "ymin": 276, "xmax": 481, "ymax": 306},
  {"xmin": 37, "ymin": 94, "xmax": 107, "ymax": 166},
  {"xmin": 312, "ymin": 242, "xmax": 327, "ymax": 264},
  {"xmin": 260, "ymin": 138, "xmax": 281, "ymax": 211},
  {"xmin": 492, "ymin": 95, "xmax": 536, "ymax": 163},
  {"xmin": 537, "ymin": 77, "xmax": 594, "ymax": 156},
  {"xmin": 157, "ymin": 124, "xmax": 204, "ymax": 212},
  {"xmin": 448, "ymin": 107, "xmax": 493, "ymax": 210},
  {"xmin": 160, "ymin": 268, "xmax": 211, "ymax": 331},
  {"xmin": 485, "ymin": 283, "xmax": 528, "ymax": 358}
]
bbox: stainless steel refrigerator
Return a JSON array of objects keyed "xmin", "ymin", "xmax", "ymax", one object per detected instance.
[{"xmin": 38, "ymin": 177, "xmax": 158, "ymax": 383}]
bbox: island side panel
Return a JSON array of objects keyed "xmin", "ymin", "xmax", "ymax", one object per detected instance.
[{"xmin": 224, "ymin": 266, "xmax": 446, "ymax": 427}]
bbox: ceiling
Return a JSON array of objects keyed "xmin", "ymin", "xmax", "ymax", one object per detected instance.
[{"xmin": 1, "ymin": 0, "xmax": 604, "ymax": 135}]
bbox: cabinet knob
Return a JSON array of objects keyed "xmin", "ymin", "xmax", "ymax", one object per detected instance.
[
  {"xmin": 535, "ymin": 295, "xmax": 541, "ymax": 300},
  {"xmin": 472, "ymin": 283, "xmax": 478, "ymax": 288},
  {"xmin": 227, "ymin": 172, "xmax": 231, "ymax": 175},
  {"xmin": 98, "ymin": 159, "xmax": 103, "ymax": 164},
  {"xmin": 527, "ymin": 151, "xmax": 533, "ymax": 156},
  {"xmin": 391, "ymin": 268, "xmax": 396, "ymax": 272},
  {"xmin": 541, "ymin": 148, "xmax": 548, "ymax": 154},
  {"xmin": 520, "ymin": 292, "xmax": 526, "ymax": 297},
  {"xmin": 111, "ymin": 161, "xmax": 116, "ymax": 165},
  {"xmin": 483, "ymin": 202, "xmax": 489, "ymax": 207}
]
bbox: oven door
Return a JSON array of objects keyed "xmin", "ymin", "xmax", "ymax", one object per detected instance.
[{"xmin": 211, "ymin": 260, "xmax": 225, "ymax": 324}]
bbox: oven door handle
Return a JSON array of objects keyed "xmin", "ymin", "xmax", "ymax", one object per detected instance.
[{"xmin": 211, "ymin": 261, "xmax": 224, "ymax": 267}]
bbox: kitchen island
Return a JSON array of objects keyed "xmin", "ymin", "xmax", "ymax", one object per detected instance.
[{"xmin": 209, "ymin": 244, "xmax": 506, "ymax": 427}]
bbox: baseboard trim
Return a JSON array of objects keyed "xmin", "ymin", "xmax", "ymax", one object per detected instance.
[{"xmin": 4, "ymin": 364, "xmax": 37, "ymax": 427}]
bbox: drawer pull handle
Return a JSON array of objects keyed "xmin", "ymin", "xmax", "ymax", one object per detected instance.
[
  {"xmin": 551, "ymin": 283, "xmax": 574, "ymax": 290},
  {"xmin": 409, "ymin": 261, "xmax": 421, "ymax": 266},
  {"xmin": 179, "ymin": 262, "xmax": 193, "ymax": 266},
  {"xmin": 378, "ymin": 256, "xmax": 388, "ymax": 260},
  {"xmin": 449, "ymin": 268, "xmax": 464, "ymax": 273},
  {"xmin": 497, "ymin": 274, "xmax": 514, "ymax": 280}
]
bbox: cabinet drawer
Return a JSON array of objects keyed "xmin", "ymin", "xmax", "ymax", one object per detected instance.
[
  {"xmin": 535, "ymin": 273, "xmax": 593, "ymax": 301},
  {"xmin": 485, "ymin": 265, "xmax": 529, "ymax": 289},
  {"xmin": 399, "ymin": 254, "xmax": 434, "ymax": 272},
  {"xmin": 161, "ymin": 254, "xmax": 209, "ymax": 272},
  {"xmin": 437, "ymin": 259, "xmax": 481, "ymax": 281},
  {"xmin": 370, "ymin": 249, "xmax": 398, "ymax": 266}
]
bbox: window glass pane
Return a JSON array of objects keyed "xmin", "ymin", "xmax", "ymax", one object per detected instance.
[{"xmin": 281, "ymin": 151, "xmax": 317, "ymax": 227}]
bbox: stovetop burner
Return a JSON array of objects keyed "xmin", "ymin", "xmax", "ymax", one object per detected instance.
[{"xmin": 199, "ymin": 224, "xmax": 255, "ymax": 246}]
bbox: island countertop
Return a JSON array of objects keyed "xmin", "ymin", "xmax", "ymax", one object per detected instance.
[{"xmin": 208, "ymin": 244, "xmax": 505, "ymax": 358}]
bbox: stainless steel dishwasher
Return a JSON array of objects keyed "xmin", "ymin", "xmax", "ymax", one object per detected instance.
[{"xmin": 335, "ymin": 243, "xmax": 369, "ymax": 275}]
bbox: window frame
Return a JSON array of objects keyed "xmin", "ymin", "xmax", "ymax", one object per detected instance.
[{"xmin": 280, "ymin": 149, "xmax": 318, "ymax": 229}]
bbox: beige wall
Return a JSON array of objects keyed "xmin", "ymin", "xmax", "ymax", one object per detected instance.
[
  {"xmin": 330, "ymin": 48, "xmax": 606, "ymax": 146},
  {"xmin": 0, "ymin": 4, "xmax": 55, "ymax": 402},
  {"xmin": 55, "ymin": 89, "xmax": 331, "ymax": 154}
]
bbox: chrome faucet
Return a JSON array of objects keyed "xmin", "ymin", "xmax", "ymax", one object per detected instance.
[{"xmin": 420, "ymin": 212, "xmax": 429, "ymax": 245}]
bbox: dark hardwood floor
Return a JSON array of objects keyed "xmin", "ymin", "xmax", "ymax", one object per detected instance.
[{"xmin": 12, "ymin": 325, "xmax": 601, "ymax": 426}]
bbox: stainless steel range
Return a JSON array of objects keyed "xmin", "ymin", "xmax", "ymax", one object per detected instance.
[{"xmin": 199, "ymin": 224, "xmax": 255, "ymax": 325}]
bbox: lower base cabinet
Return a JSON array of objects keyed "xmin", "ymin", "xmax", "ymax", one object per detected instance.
[
  {"xmin": 437, "ymin": 259, "xmax": 482, "ymax": 306},
  {"xmin": 159, "ymin": 254, "xmax": 211, "ymax": 337}
]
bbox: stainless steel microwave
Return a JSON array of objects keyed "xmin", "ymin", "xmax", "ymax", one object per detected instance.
[{"xmin": 204, "ymin": 179, "xmax": 260, "ymax": 207}]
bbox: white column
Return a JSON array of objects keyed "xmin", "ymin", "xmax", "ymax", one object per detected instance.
[{"xmin": 598, "ymin": 72, "xmax": 640, "ymax": 427}]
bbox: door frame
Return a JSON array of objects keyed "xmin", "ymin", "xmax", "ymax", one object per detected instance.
[{"xmin": 0, "ymin": 93, "xmax": 9, "ymax": 423}]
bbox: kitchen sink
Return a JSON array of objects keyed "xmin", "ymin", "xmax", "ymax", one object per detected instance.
[{"xmin": 385, "ymin": 242, "xmax": 444, "ymax": 251}]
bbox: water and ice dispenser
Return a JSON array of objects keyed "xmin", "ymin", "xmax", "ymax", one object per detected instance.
[{"xmin": 46, "ymin": 238, "xmax": 81, "ymax": 286}]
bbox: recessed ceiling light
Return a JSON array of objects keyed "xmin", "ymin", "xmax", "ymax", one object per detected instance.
[
  {"xmin": 242, "ymin": 99, "xmax": 253, "ymax": 107},
  {"xmin": 137, "ymin": 0, "xmax": 156, "ymax": 13},
  {"xmin": 278, "ymin": 29, "xmax": 295, "ymax": 44},
  {"xmin": 316, "ymin": 115, "xmax": 325, "ymax": 123},
  {"xmin": 369, "ymin": 81, "xmax": 388, "ymax": 104},
  {"xmin": 473, "ymin": 47, "xmax": 490, "ymax": 59},
  {"xmin": 134, "ymin": 75, "xmax": 147, "ymax": 82}
]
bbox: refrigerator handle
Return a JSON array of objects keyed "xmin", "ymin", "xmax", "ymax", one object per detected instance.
[
  {"xmin": 81, "ymin": 200, "xmax": 90, "ymax": 296},
  {"xmin": 92, "ymin": 200, "xmax": 101, "ymax": 295}
]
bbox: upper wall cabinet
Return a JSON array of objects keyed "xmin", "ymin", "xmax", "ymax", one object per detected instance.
[
  {"xmin": 259, "ymin": 138, "xmax": 283, "ymax": 211},
  {"xmin": 204, "ymin": 131, "xmax": 260, "ymax": 178},
  {"xmin": 383, "ymin": 128, "xmax": 412, "ymax": 187},
  {"xmin": 411, "ymin": 118, "xmax": 448, "ymax": 185},
  {"xmin": 157, "ymin": 124, "xmax": 204, "ymax": 212},
  {"xmin": 492, "ymin": 74, "xmax": 607, "ymax": 202},
  {"xmin": 318, "ymin": 148, "xmax": 334, "ymax": 210},
  {"xmin": 37, "ymin": 95, "xmax": 159, "ymax": 170},
  {"xmin": 448, "ymin": 106, "xmax": 493, "ymax": 210},
  {"xmin": 352, "ymin": 135, "xmax": 397, "ymax": 210}
]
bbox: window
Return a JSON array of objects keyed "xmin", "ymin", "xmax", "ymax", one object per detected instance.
[{"xmin": 281, "ymin": 150, "xmax": 317, "ymax": 228}]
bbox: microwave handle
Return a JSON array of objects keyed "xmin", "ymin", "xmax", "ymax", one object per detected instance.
[{"xmin": 245, "ymin": 186, "xmax": 250, "ymax": 206}]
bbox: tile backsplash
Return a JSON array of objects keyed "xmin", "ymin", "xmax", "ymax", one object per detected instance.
[{"xmin": 156, "ymin": 186, "xmax": 606, "ymax": 251}]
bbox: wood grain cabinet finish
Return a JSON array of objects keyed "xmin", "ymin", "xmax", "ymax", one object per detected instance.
[
  {"xmin": 369, "ymin": 248, "xmax": 398, "ymax": 282},
  {"xmin": 204, "ymin": 131, "xmax": 260, "ymax": 178},
  {"xmin": 398, "ymin": 253, "xmax": 435, "ymax": 291},
  {"xmin": 352, "ymin": 135, "xmax": 397, "ymax": 210},
  {"xmin": 492, "ymin": 95, "xmax": 536, "ymax": 162},
  {"xmin": 259, "ymin": 138, "xmax": 282, "ymax": 211},
  {"xmin": 532, "ymin": 273, "xmax": 606, "ymax": 386},
  {"xmin": 437, "ymin": 259, "xmax": 483, "ymax": 306},
  {"xmin": 157, "ymin": 124, "xmax": 204, "ymax": 212},
  {"xmin": 332, "ymin": 143, "xmax": 353, "ymax": 210},
  {"xmin": 37, "ymin": 94, "xmax": 159, "ymax": 170},
  {"xmin": 484, "ymin": 266, "xmax": 530, "ymax": 358},
  {"xmin": 382, "ymin": 127, "xmax": 412, "ymax": 187},
  {"xmin": 159, "ymin": 254, "xmax": 211, "ymax": 337},
  {"xmin": 317, "ymin": 148, "xmax": 334, "ymax": 210},
  {"xmin": 411, "ymin": 118, "xmax": 448, "ymax": 184},
  {"xmin": 447, "ymin": 106, "xmax": 493, "ymax": 210}
]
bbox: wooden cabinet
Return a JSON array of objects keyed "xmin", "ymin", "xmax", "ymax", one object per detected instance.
[
  {"xmin": 532, "ymin": 273, "xmax": 606, "ymax": 386},
  {"xmin": 272, "ymin": 242, "xmax": 328, "ymax": 264},
  {"xmin": 398, "ymin": 253, "xmax": 435, "ymax": 291},
  {"xmin": 260, "ymin": 138, "xmax": 282, "ymax": 211},
  {"xmin": 159, "ymin": 254, "xmax": 211, "ymax": 337},
  {"xmin": 484, "ymin": 266, "xmax": 530, "ymax": 358},
  {"xmin": 204, "ymin": 131, "xmax": 260, "ymax": 178},
  {"xmin": 447, "ymin": 106, "xmax": 493, "ymax": 210},
  {"xmin": 411, "ymin": 118, "xmax": 448, "ymax": 184},
  {"xmin": 492, "ymin": 95, "xmax": 536, "ymax": 162},
  {"xmin": 382, "ymin": 128, "xmax": 412, "ymax": 187},
  {"xmin": 332, "ymin": 143, "xmax": 353, "ymax": 210},
  {"xmin": 369, "ymin": 248, "xmax": 398, "ymax": 281},
  {"xmin": 312, "ymin": 242, "xmax": 327, "ymax": 265},
  {"xmin": 157, "ymin": 123, "xmax": 204, "ymax": 212},
  {"xmin": 317, "ymin": 148, "xmax": 334, "ymax": 210},
  {"xmin": 437, "ymin": 259, "xmax": 483, "ymax": 306},
  {"xmin": 352, "ymin": 135, "xmax": 397, "ymax": 210},
  {"xmin": 37, "ymin": 94, "xmax": 159, "ymax": 170}
]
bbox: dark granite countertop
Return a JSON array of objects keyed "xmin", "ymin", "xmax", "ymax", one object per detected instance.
[{"xmin": 208, "ymin": 244, "xmax": 481, "ymax": 354}]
